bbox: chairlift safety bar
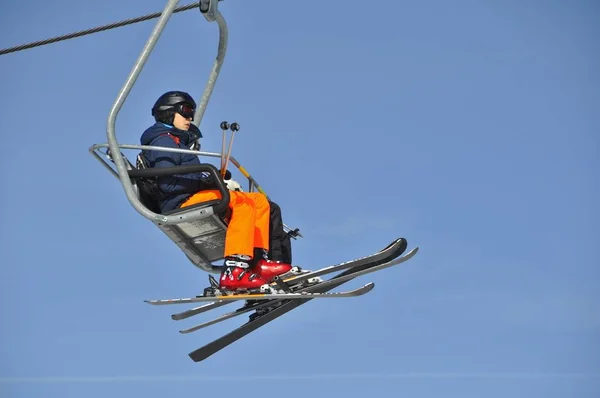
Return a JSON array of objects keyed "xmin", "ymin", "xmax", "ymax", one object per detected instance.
[{"xmin": 89, "ymin": 144, "xmax": 265, "ymax": 198}]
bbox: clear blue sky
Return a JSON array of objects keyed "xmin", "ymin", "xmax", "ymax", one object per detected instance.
[{"xmin": 1, "ymin": 0, "xmax": 598, "ymax": 397}]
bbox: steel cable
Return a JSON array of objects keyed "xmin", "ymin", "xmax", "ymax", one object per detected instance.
[{"xmin": 0, "ymin": 2, "xmax": 200, "ymax": 56}]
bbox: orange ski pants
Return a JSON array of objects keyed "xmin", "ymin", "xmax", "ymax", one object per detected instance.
[{"xmin": 180, "ymin": 190, "xmax": 270, "ymax": 259}]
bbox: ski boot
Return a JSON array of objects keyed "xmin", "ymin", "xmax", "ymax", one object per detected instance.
[
  {"xmin": 254, "ymin": 259, "xmax": 294, "ymax": 283},
  {"xmin": 218, "ymin": 256, "xmax": 268, "ymax": 293},
  {"xmin": 251, "ymin": 249, "xmax": 302, "ymax": 282}
]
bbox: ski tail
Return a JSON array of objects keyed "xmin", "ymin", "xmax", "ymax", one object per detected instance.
[{"xmin": 171, "ymin": 301, "xmax": 231, "ymax": 321}]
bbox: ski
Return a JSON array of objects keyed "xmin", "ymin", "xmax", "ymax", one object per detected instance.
[
  {"xmin": 178, "ymin": 284, "xmax": 375, "ymax": 335},
  {"xmin": 187, "ymin": 245, "xmax": 419, "ymax": 362},
  {"xmin": 179, "ymin": 302, "xmax": 268, "ymax": 334},
  {"xmin": 171, "ymin": 301, "xmax": 231, "ymax": 321},
  {"xmin": 145, "ymin": 282, "xmax": 375, "ymax": 305},
  {"xmin": 181, "ymin": 246, "xmax": 418, "ymax": 335},
  {"xmin": 168, "ymin": 237, "xmax": 407, "ymax": 320}
]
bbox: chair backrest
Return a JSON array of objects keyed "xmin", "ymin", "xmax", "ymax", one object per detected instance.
[{"xmin": 132, "ymin": 153, "xmax": 163, "ymax": 213}]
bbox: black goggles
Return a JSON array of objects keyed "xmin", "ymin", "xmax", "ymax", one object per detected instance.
[{"xmin": 176, "ymin": 103, "xmax": 196, "ymax": 119}]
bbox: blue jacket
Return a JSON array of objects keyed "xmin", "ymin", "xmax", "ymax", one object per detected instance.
[{"xmin": 140, "ymin": 122, "xmax": 210, "ymax": 212}]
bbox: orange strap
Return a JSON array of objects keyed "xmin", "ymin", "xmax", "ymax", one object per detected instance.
[{"xmin": 159, "ymin": 133, "xmax": 181, "ymax": 146}]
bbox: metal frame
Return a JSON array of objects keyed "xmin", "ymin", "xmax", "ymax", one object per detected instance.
[{"xmin": 89, "ymin": 0, "xmax": 301, "ymax": 274}]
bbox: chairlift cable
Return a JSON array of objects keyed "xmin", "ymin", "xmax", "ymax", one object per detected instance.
[{"xmin": 0, "ymin": 1, "xmax": 201, "ymax": 56}]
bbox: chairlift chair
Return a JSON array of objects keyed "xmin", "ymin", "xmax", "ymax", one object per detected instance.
[{"xmin": 88, "ymin": 0, "xmax": 300, "ymax": 275}]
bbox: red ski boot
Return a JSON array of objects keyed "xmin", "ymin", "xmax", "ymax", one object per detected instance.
[
  {"xmin": 219, "ymin": 257, "xmax": 267, "ymax": 292},
  {"xmin": 254, "ymin": 259, "xmax": 293, "ymax": 283}
]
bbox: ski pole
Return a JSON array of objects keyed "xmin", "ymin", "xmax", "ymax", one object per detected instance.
[
  {"xmin": 219, "ymin": 121, "xmax": 229, "ymax": 175},
  {"xmin": 222, "ymin": 122, "xmax": 239, "ymax": 177}
]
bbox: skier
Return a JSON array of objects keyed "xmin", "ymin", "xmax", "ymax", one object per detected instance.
[{"xmin": 140, "ymin": 91, "xmax": 293, "ymax": 291}]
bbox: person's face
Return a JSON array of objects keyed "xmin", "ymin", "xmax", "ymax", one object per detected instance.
[{"xmin": 173, "ymin": 111, "xmax": 191, "ymax": 130}]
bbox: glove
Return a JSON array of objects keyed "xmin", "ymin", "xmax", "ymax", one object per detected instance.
[
  {"xmin": 225, "ymin": 178, "xmax": 243, "ymax": 192},
  {"xmin": 197, "ymin": 171, "xmax": 215, "ymax": 188}
]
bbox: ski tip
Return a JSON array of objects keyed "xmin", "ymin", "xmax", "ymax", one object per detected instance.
[
  {"xmin": 382, "ymin": 237, "xmax": 408, "ymax": 252},
  {"xmin": 401, "ymin": 246, "xmax": 419, "ymax": 260},
  {"xmin": 364, "ymin": 282, "xmax": 375, "ymax": 294},
  {"xmin": 398, "ymin": 238, "xmax": 408, "ymax": 253}
]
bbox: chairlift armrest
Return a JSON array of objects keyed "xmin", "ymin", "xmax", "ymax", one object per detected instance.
[{"xmin": 128, "ymin": 164, "xmax": 230, "ymax": 216}]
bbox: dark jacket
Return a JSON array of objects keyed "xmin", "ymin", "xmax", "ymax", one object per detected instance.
[{"xmin": 140, "ymin": 122, "xmax": 210, "ymax": 212}]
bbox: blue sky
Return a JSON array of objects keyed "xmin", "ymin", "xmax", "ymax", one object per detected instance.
[{"xmin": 0, "ymin": 0, "xmax": 598, "ymax": 397}]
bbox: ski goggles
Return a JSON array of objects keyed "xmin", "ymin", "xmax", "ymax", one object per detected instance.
[{"xmin": 176, "ymin": 103, "xmax": 196, "ymax": 119}]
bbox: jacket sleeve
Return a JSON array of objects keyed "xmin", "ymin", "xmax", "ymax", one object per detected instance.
[{"xmin": 148, "ymin": 135, "xmax": 211, "ymax": 194}]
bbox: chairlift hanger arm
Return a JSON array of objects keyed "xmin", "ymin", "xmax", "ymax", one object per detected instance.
[{"xmin": 105, "ymin": 0, "xmax": 227, "ymax": 226}]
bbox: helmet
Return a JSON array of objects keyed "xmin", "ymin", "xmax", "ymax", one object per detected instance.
[{"xmin": 151, "ymin": 91, "xmax": 197, "ymax": 124}]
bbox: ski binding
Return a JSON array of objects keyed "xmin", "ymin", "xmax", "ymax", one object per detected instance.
[{"xmin": 145, "ymin": 282, "xmax": 375, "ymax": 305}]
